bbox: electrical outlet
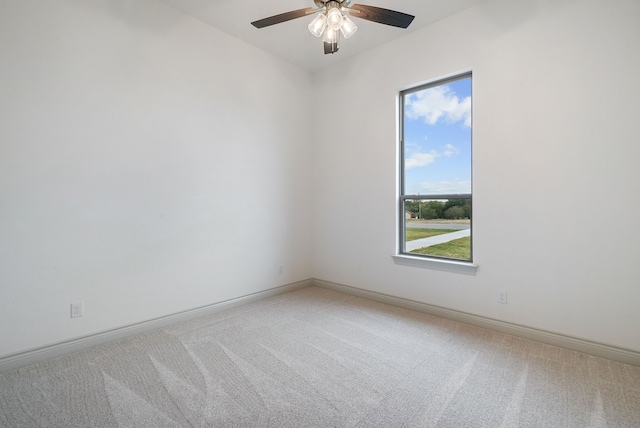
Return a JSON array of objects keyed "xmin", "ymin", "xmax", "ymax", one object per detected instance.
[
  {"xmin": 497, "ymin": 291, "xmax": 508, "ymax": 304},
  {"xmin": 278, "ymin": 266, "xmax": 284, "ymax": 275},
  {"xmin": 70, "ymin": 302, "xmax": 84, "ymax": 318}
]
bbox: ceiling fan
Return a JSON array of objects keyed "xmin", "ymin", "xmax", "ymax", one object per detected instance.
[{"xmin": 251, "ymin": 0, "xmax": 414, "ymax": 54}]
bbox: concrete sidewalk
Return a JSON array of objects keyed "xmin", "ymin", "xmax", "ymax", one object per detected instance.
[{"xmin": 405, "ymin": 229, "xmax": 470, "ymax": 252}]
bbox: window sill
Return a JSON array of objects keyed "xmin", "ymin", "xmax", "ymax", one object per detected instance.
[{"xmin": 392, "ymin": 254, "xmax": 478, "ymax": 275}]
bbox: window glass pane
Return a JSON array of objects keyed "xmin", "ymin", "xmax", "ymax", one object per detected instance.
[
  {"xmin": 400, "ymin": 73, "xmax": 472, "ymax": 263},
  {"xmin": 403, "ymin": 77, "xmax": 472, "ymax": 196},
  {"xmin": 403, "ymin": 198, "xmax": 471, "ymax": 261}
]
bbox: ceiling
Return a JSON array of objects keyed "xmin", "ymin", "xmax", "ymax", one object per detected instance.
[{"xmin": 156, "ymin": 0, "xmax": 484, "ymax": 72}]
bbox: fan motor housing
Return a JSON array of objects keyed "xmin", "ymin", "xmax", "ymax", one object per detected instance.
[{"xmin": 314, "ymin": 0, "xmax": 351, "ymax": 8}]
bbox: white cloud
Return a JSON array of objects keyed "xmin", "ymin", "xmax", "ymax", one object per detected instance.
[
  {"xmin": 443, "ymin": 143, "xmax": 460, "ymax": 157},
  {"xmin": 405, "ymin": 151, "xmax": 438, "ymax": 169},
  {"xmin": 419, "ymin": 179, "xmax": 471, "ymax": 194},
  {"xmin": 405, "ymin": 144, "xmax": 461, "ymax": 169},
  {"xmin": 406, "ymin": 85, "xmax": 471, "ymax": 128}
]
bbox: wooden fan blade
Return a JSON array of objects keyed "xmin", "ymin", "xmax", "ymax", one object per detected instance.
[
  {"xmin": 349, "ymin": 4, "xmax": 414, "ymax": 28},
  {"xmin": 251, "ymin": 7, "xmax": 315, "ymax": 28}
]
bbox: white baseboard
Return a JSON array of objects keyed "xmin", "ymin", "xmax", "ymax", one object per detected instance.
[
  {"xmin": 0, "ymin": 280, "xmax": 311, "ymax": 373},
  {"xmin": 4, "ymin": 278, "xmax": 638, "ymax": 373},
  {"xmin": 312, "ymin": 278, "xmax": 640, "ymax": 367}
]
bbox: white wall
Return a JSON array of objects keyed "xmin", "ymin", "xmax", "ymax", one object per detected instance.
[
  {"xmin": 311, "ymin": 0, "xmax": 640, "ymax": 352},
  {"xmin": 0, "ymin": 0, "xmax": 312, "ymax": 356},
  {"xmin": 2, "ymin": 0, "xmax": 639, "ymax": 361}
]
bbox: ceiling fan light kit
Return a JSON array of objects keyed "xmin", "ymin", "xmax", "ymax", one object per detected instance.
[
  {"xmin": 251, "ymin": 0, "xmax": 414, "ymax": 55},
  {"xmin": 308, "ymin": 13, "xmax": 327, "ymax": 37},
  {"xmin": 340, "ymin": 15, "xmax": 358, "ymax": 38}
]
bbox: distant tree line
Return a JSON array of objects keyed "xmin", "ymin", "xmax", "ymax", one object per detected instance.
[{"xmin": 406, "ymin": 199, "xmax": 471, "ymax": 220}]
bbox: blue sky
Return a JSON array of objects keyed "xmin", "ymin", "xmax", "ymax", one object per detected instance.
[{"xmin": 403, "ymin": 77, "xmax": 472, "ymax": 196}]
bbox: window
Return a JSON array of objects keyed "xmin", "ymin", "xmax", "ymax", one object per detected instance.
[{"xmin": 398, "ymin": 72, "xmax": 472, "ymax": 264}]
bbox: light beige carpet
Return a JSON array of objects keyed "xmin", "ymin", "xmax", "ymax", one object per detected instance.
[{"xmin": 1, "ymin": 286, "xmax": 639, "ymax": 427}]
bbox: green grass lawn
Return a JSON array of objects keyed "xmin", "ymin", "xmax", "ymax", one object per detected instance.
[
  {"xmin": 405, "ymin": 228, "xmax": 459, "ymax": 241},
  {"xmin": 412, "ymin": 237, "xmax": 471, "ymax": 260}
]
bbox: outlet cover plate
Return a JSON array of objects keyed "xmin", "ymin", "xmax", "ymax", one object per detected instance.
[
  {"xmin": 498, "ymin": 291, "xmax": 508, "ymax": 304},
  {"xmin": 71, "ymin": 302, "xmax": 84, "ymax": 318}
]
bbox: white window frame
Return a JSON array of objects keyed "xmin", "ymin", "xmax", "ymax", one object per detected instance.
[{"xmin": 393, "ymin": 71, "xmax": 478, "ymax": 274}]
